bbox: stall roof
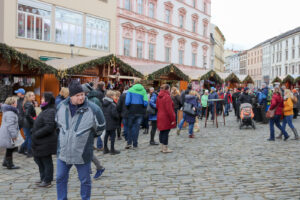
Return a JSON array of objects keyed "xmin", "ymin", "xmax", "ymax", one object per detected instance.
[
  {"xmin": 147, "ymin": 64, "xmax": 190, "ymax": 81},
  {"xmin": 46, "ymin": 56, "xmax": 99, "ymax": 70},
  {"xmin": 0, "ymin": 43, "xmax": 57, "ymax": 74},
  {"xmin": 200, "ymin": 70, "xmax": 224, "ymax": 84}
]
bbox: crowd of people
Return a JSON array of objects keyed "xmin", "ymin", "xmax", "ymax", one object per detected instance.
[{"xmin": 0, "ymin": 80, "xmax": 299, "ymax": 200}]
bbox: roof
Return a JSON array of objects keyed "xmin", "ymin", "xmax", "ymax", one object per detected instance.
[
  {"xmin": 46, "ymin": 56, "xmax": 99, "ymax": 70},
  {"xmin": 271, "ymin": 26, "xmax": 300, "ymax": 43}
]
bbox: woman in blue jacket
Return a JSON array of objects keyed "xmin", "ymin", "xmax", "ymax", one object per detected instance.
[{"xmin": 149, "ymin": 90, "xmax": 159, "ymax": 145}]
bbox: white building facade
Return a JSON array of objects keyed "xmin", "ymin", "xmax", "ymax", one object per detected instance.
[
  {"xmin": 270, "ymin": 27, "xmax": 300, "ymax": 80},
  {"xmin": 117, "ymin": 0, "xmax": 211, "ymax": 68},
  {"xmin": 262, "ymin": 40, "xmax": 272, "ymax": 84},
  {"xmin": 225, "ymin": 53, "xmax": 240, "ymax": 75}
]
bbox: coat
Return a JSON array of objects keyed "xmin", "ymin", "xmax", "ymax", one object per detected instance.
[
  {"xmin": 0, "ymin": 104, "xmax": 19, "ymax": 149},
  {"xmin": 184, "ymin": 95, "xmax": 198, "ymax": 124},
  {"xmin": 239, "ymin": 93, "xmax": 252, "ymax": 104},
  {"xmin": 208, "ymin": 92, "xmax": 218, "ymax": 106},
  {"xmin": 31, "ymin": 104, "xmax": 57, "ymax": 157},
  {"xmin": 125, "ymin": 84, "xmax": 148, "ymax": 116},
  {"xmin": 156, "ymin": 90, "xmax": 176, "ymax": 131},
  {"xmin": 201, "ymin": 95, "xmax": 208, "ymax": 107},
  {"xmin": 55, "ymin": 95, "xmax": 65, "ymax": 106},
  {"xmin": 16, "ymin": 97, "xmax": 24, "ymax": 127},
  {"xmin": 102, "ymin": 97, "xmax": 120, "ymax": 131},
  {"xmin": 269, "ymin": 92, "xmax": 284, "ymax": 116},
  {"xmin": 283, "ymin": 97, "xmax": 294, "ymax": 116},
  {"xmin": 148, "ymin": 92, "xmax": 158, "ymax": 121},
  {"xmin": 117, "ymin": 91, "xmax": 129, "ymax": 118},
  {"xmin": 22, "ymin": 101, "xmax": 36, "ymax": 129},
  {"xmin": 88, "ymin": 90, "xmax": 102, "ymax": 108},
  {"xmin": 171, "ymin": 94, "xmax": 182, "ymax": 110}
]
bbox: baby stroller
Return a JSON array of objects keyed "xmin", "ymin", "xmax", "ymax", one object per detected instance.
[{"xmin": 239, "ymin": 103, "xmax": 255, "ymax": 129}]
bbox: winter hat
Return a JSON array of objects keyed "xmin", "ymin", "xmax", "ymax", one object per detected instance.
[
  {"xmin": 81, "ymin": 83, "xmax": 93, "ymax": 93},
  {"xmin": 69, "ymin": 80, "xmax": 84, "ymax": 97}
]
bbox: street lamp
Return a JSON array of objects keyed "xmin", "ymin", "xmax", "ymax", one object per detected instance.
[{"xmin": 70, "ymin": 44, "xmax": 75, "ymax": 57}]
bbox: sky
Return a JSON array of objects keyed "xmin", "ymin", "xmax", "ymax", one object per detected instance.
[{"xmin": 211, "ymin": 0, "xmax": 300, "ymax": 50}]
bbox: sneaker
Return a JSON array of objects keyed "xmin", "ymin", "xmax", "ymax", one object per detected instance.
[
  {"xmin": 189, "ymin": 134, "xmax": 195, "ymax": 138},
  {"xmin": 284, "ymin": 135, "xmax": 290, "ymax": 141},
  {"xmin": 267, "ymin": 138, "xmax": 275, "ymax": 141},
  {"xmin": 38, "ymin": 181, "xmax": 52, "ymax": 188},
  {"xmin": 125, "ymin": 145, "xmax": 132, "ymax": 149},
  {"xmin": 94, "ymin": 168, "xmax": 105, "ymax": 179},
  {"xmin": 35, "ymin": 180, "xmax": 42, "ymax": 185},
  {"xmin": 110, "ymin": 150, "xmax": 121, "ymax": 155}
]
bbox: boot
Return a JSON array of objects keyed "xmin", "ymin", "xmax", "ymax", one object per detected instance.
[
  {"xmin": 276, "ymin": 133, "xmax": 283, "ymax": 139},
  {"xmin": 162, "ymin": 145, "xmax": 173, "ymax": 153},
  {"xmin": 103, "ymin": 146, "xmax": 110, "ymax": 154},
  {"xmin": 110, "ymin": 140, "xmax": 120, "ymax": 155},
  {"xmin": 150, "ymin": 131, "xmax": 158, "ymax": 145},
  {"xmin": 2, "ymin": 158, "xmax": 7, "ymax": 167},
  {"xmin": 292, "ymin": 128, "xmax": 299, "ymax": 140},
  {"xmin": 6, "ymin": 157, "xmax": 20, "ymax": 170},
  {"xmin": 143, "ymin": 128, "xmax": 149, "ymax": 134},
  {"xmin": 176, "ymin": 129, "xmax": 181, "ymax": 136},
  {"xmin": 160, "ymin": 144, "xmax": 163, "ymax": 152}
]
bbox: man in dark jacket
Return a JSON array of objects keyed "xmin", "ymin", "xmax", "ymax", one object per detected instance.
[
  {"xmin": 96, "ymin": 81, "xmax": 106, "ymax": 104},
  {"xmin": 224, "ymin": 88, "xmax": 232, "ymax": 116},
  {"xmin": 117, "ymin": 86, "xmax": 129, "ymax": 141},
  {"xmin": 14, "ymin": 88, "xmax": 25, "ymax": 128},
  {"xmin": 102, "ymin": 91, "xmax": 120, "ymax": 155},
  {"xmin": 239, "ymin": 87, "xmax": 252, "ymax": 104},
  {"xmin": 259, "ymin": 83, "xmax": 269, "ymax": 124}
]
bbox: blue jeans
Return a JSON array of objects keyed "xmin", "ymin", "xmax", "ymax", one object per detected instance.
[
  {"xmin": 178, "ymin": 114, "xmax": 195, "ymax": 135},
  {"xmin": 56, "ymin": 159, "xmax": 91, "ymax": 200},
  {"xmin": 225, "ymin": 104, "xmax": 230, "ymax": 115},
  {"xmin": 127, "ymin": 115, "xmax": 143, "ymax": 147},
  {"xmin": 123, "ymin": 118, "xmax": 129, "ymax": 141},
  {"xmin": 96, "ymin": 136, "xmax": 103, "ymax": 149},
  {"xmin": 210, "ymin": 104, "xmax": 215, "ymax": 120},
  {"xmin": 21, "ymin": 128, "xmax": 32, "ymax": 154},
  {"xmin": 269, "ymin": 115, "xmax": 288, "ymax": 139},
  {"xmin": 282, "ymin": 115, "xmax": 295, "ymax": 130}
]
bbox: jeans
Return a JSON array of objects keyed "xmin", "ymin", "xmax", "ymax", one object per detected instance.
[
  {"xmin": 122, "ymin": 118, "xmax": 129, "ymax": 141},
  {"xmin": 127, "ymin": 115, "xmax": 143, "ymax": 147},
  {"xmin": 188, "ymin": 123, "xmax": 195, "ymax": 135},
  {"xmin": 178, "ymin": 114, "xmax": 195, "ymax": 135},
  {"xmin": 150, "ymin": 121, "xmax": 157, "ymax": 142},
  {"xmin": 21, "ymin": 128, "xmax": 32, "ymax": 154},
  {"xmin": 225, "ymin": 104, "xmax": 230, "ymax": 115},
  {"xmin": 210, "ymin": 104, "xmax": 215, "ymax": 120},
  {"xmin": 34, "ymin": 155, "xmax": 54, "ymax": 183},
  {"xmin": 104, "ymin": 130, "xmax": 116, "ymax": 150},
  {"xmin": 269, "ymin": 115, "xmax": 288, "ymax": 139},
  {"xmin": 56, "ymin": 159, "xmax": 91, "ymax": 200},
  {"xmin": 159, "ymin": 129, "xmax": 170, "ymax": 145},
  {"xmin": 282, "ymin": 115, "xmax": 295, "ymax": 131},
  {"xmin": 96, "ymin": 136, "xmax": 103, "ymax": 149}
]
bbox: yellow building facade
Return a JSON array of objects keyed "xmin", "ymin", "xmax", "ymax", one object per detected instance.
[
  {"xmin": 213, "ymin": 26, "xmax": 225, "ymax": 72},
  {"xmin": 0, "ymin": 0, "xmax": 116, "ymax": 59}
]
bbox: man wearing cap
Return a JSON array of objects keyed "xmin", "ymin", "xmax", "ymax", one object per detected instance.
[
  {"xmin": 239, "ymin": 87, "xmax": 252, "ymax": 104},
  {"xmin": 55, "ymin": 80, "xmax": 106, "ymax": 200}
]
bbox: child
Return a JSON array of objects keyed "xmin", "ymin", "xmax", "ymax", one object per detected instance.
[{"xmin": 102, "ymin": 90, "xmax": 120, "ymax": 155}]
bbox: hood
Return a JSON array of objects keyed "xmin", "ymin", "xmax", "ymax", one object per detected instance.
[
  {"xmin": 185, "ymin": 95, "xmax": 196, "ymax": 100},
  {"xmin": 1, "ymin": 104, "xmax": 18, "ymax": 114},
  {"xmin": 88, "ymin": 90, "xmax": 99, "ymax": 98},
  {"xmin": 158, "ymin": 90, "xmax": 170, "ymax": 99},
  {"xmin": 102, "ymin": 97, "xmax": 114, "ymax": 107},
  {"xmin": 129, "ymin": 84, "xmax": 144, "ymax": 92}
]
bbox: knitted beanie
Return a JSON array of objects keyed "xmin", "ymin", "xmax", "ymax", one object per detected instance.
[{"xmin": 69, "ymin": 80, "xmax": 84, "ymax": 97}]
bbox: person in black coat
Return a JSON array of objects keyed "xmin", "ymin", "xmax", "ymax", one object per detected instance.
[
  {"xmin": 96, "ymin": 81, "xmax": 106, "ymax": 105},
  {"xmin": 32, "ymin": 92, "xmax": 57, "ymax": 188},
  {"xmin": 239, "ymin": 88, "xmax": 252, "ymax": 104},
  {"xmin": 102, "ymin": 91, "xmax": 120, "ymax": 155},
  {"xmin": 117, "ymin": 86, "xmax": 129, "ymax": 141}
]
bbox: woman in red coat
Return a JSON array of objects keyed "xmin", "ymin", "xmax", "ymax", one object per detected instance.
[{"xmin": 156, "ymin": 84, "xmax": 176, "ymax": 153}]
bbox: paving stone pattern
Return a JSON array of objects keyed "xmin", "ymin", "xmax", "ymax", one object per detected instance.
[{"xmin": 0, "ymin": 114, "xmax": 299, "ymax": 200}]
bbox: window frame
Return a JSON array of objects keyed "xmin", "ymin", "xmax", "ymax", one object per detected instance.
[
  {"xmin": 136, "ymin": 41, "xmax": 143, "ymax": 59},
  {"xmin": 123, "ymin": 38, "xmax": 131, "ymax": 57}
]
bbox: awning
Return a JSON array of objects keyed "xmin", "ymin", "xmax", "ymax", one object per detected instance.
[{"xmin": 108, "ymin": 75, "xmax": 141, "ymax": 81}]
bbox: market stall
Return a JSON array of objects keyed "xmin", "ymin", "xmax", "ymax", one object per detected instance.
[
  {"xmin": 242, "ymin": 75, "xmax": 254, "ymax": 88},
  {"xmin": 224, "ymin": 73, "xmax": 241, "ymax": 89},
  {"xmin": 282, "ymin": 75, "xmax": 295, "ymax": 89},
  {"xmin": 295, "ymin": 76, "xmax": 300, "ymax": 87},
  {"xmin": 271, "ymin": 76, "xmax": 282, "ymax": 87},
  {"xmin": 199, "ymin": 70, "xmax": 224, "ymax": 90}
]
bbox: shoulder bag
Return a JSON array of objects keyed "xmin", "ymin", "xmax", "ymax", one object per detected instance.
[
  {"xmin": 266, "ymin": 104, "xmax": 279, "ymax": 119},
  {"xmin": 183, "ymin": 102, "xmax": 196, "ymax": 116}
]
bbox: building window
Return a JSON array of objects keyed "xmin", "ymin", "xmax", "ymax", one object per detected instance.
[
  {"xmin": 179, "ymin": 50, "xmax": 184, "ymax": 64},
  {"xmin": 179, "ymin": 15, "xmax": 184, "ymax": 28},
  {"xmin": 285, "ymin": 66, "xmax": 288, "ymax": 75},
  {"xmin": 192, "ymin": 53, "xmax": 196, "ymax": 66},
  {"xmin": 279, "ymin": 67, "xmax": 281, "ymax": 76},
  {"xmin": 203, "ymin": 55, "xmax": 207, "ymax": 68},
  {"xmin": 286, "ymin": 50, "xmax": 288, "ymax": 60},
  {"xmin": 192, "ymin": 20, "xmax": 196, "ymax": 33},
  {"xmin": 293, "ymin": 38, "xmax": 295, "ymax": 46},
  {"xmin": 193, "ymin": 0, "xmax": 196, "ymax": 8},
  {"xmin": 137, "ymin": 41, "xmax": 143, "ymax": 58},
  {"xmin": 149, "ymin": 43, "xmax": 154, "ymax": 60},
  {"xmin": 203, "ymin": 24, "xmax": 207, "ymax": 37},
  {"xmin": 55, "ymin": 8, "xmax": 83, "ymax": 46},
  {"xmin": 292, "ymin": 65, "xmax": 295, "ymax": 74},
  {"xmin": 165, "ymin": 10, "xmax": 171, "ymax": 24},
  {"xmin": 286, "ymin": 40, "xmax": 288, "ymax": 48},
  {"xmin": 149, "ymin": 3, "xmax": 155, "ymax": 18},
  {"xmin": 137, "ymin": 0, "xmax": 144, "ymax": 15},
  {"xmin": 17, "ymin": 0, "xmax": 51, "ymax": 41},
  {"xmin": 292, "ymin": 48, "xmax": 295, "ymax": 59},
  {"xmin": 85, "ymin": 16, "xmax": 109, "ymax": 51},
  {"xmin": 124, "ymin": 38, "xmax": 131, "ymax": 56},
  {"xmin": 125, "ymin": 0, "xmax": 131, "ymax": 10},
  {"xmin": 165, "ymin": 47, "xmax": 170, "ymax": 62}
]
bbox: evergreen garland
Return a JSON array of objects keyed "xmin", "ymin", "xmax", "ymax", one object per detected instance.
[
  {"xmin": 225, "ymin": 73, "xmax": 241, "ymax": 83},
  {"xmin": 282, "ymin": 75, "xmax": 294, "ymax": 84},
  {"xmin": 295, "ymin": 76, "xmax": 300, "ymax": 83},
  {"xmin": 0, "ymin": 43, "xmax": 57, "ymax": 74},
  {"xmin": 271, "ymin": 76, "xmax": 282, "ymax": 84},
  {"xmin": 242, "ymin": 75, "xmax": 254, "ymax": 84},
  {"xmin": 200, "ymin": 70, "xmax": 224, "ymax": 84},
  {"xmin": 66, "ymin": 54, "xmax": 144, "ymax": 78},
  {"xmin": 147, "ymin": 64, "xmax": 189, "ymax": 81}
]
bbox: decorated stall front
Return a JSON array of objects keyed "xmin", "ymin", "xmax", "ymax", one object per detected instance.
[
  {"xmin": 225, "ymin": 73, "xmax": 241, "ymax": 89},
  {"xmin": 271, "ymin": 76, "xmax": 282, "ymax": 87},
  {"xmin": 295, "ymin": 76, "xmax": 300, "ymax": 87},
  {"xmin": 282, "ymin": 75, "xmax": 295, "ymax": 89},
  {"xmin": 242, "ymin": 75, "xmax": 254, "ymax": 88},
  {"xmin": 199, "ymin": 70, "xmax": 224, "ymax": 90}
]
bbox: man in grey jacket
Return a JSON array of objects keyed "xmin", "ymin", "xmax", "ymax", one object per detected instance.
[{"xmin": 56, "ymin": 80, "xmax": 105, "ymax": 200}]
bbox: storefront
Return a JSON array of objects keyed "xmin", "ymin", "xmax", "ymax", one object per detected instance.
[
  {"xmin": 282, "ymin": 75, "xmax": 295, "ymax": 89},
  {"xmin": 224, "ymin": 73, "xmax": 241, "ymax": 89},
  {"xmin": 199, "ymin": 70, "xmax": 224, "ymax": 90},
  {"xmin": 242, "ymin": 75, "xmax": 254, "ymax": 88}
]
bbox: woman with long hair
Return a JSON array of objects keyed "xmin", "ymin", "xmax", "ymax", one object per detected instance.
[
  {"xmin": 55, "ymin": 87, "xmax": 69, "ymax": 106},
  {"xmin": 32, "ymin": 92, "xmax": 57, "ymax": 187},
  {"xmin": 171, "ymin": 87, "xmax": 181, "ymax": 125},
  {"xmin": 19, "ymin": 91, "xmax": 36, "ymax": 157},
  {"xmin": 268, "ymin": 87, "xmax": 289, "ymax": 141}
]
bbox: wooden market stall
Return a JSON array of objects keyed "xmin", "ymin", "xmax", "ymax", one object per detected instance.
[
  {"xmin": 271, "ymin": 76, "xmax": 282, "ymax": 87},
  {"xmin": 282, "ymin": 75, "xmax": 295, "ymax": 89},
  {"xmin": 242, "ymin": 75, "xmax": 254, "ymax": 87},
  {"xmin": 224, "ymin": 73, "xmax": 241, "ymax": 89},
  {"xmin": 199, "ymin": 70, "xmax": 224, "ymax": 90},
  {"xmin": 295, "ymin": 76, "xmax": 300, "ymax": 87}
]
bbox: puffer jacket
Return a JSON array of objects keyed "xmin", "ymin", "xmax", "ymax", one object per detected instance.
[
  {"xmin": 239, "ymin": 93, "xmax": 252, "ymax": 104},
  {"xmin": 22, "ymin": 101, "xmax": 36, "ymax": 129},
  {"xmin": 32, "ymin": 104, "xmax": 57, "ymax": 157},
  {"xmin": 102, "ymin": 97, "xmax": 120, "ymax": 131},
  {"xmin": 56, "ymin": 97, "xmax": 106, "ymax": 165},
  {"xmin": 269, "ymin": 92, "xmax": 284, "ymax": 116},
  {"xmin": 283, "ymin": 97, "xmax": 294, "ymax": 116},
  {"xmin": 148, "ymin": 92, "xmax": 158, "ymax": 121},
  {"xmin": 156, "ymin": 90, "xmax": 176, "ymax": 131},
  {"xmin": 125, "ymin": 84, "xmax": 148, "ymax": 115},
  {"xmin": 0, "ymin": 104, "xmax": 19, "ymax": 149}
]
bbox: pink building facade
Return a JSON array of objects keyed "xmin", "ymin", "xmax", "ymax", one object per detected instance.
[{"xmin": 116, "ymin": 0, "xmax": 211, "ymax": 70}]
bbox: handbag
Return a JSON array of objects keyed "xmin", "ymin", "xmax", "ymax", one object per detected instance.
[
  {"xmin": 183, "ymin": 102, "xmax": 196, "ymax": 116},
  {"xmin": 266, "ymin": 104, "xmax": 279, "ymax": 119},
  {"xmin": 11, "ymin": 131, "xmax": 24, "ymax": 147},
  {"xmin": 146, "ymin": 104, "xmax": 156, "ymax": 115}
]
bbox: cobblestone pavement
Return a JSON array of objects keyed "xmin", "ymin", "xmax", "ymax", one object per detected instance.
[{"xmin": 0, "ymin": 114, "xmax": 300, "ymax": 200}]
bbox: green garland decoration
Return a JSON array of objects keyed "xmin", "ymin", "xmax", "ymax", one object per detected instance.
[
  {"xmin": 271, "ymin": 76, "xmax": 282, "ymax": 84},
  {"xmin": 66, "ymin": 54, "xmax": 143, "ymax": 78},
  {"xmin": 225, "ymin": 73, "xmax": 240, "ymax": 83},
  {"xmin": 282, "ymin": 75, "xmax": 294, "ymax": 84},
  {"xmin": 200, "ymin": 70, "xmax": 224, "ymax": 84},
  {"xmin": 295, "ymin": 76, "xmax": 300, "ymax": 83},
  {"xmin": 147, "ymin": 64, "xmax": 189, "ymax": 81},
  {"xmin": 0, "ymin": 43, "xmax": 57, "ymax": 74},
  {"xmin": 242, "ymin": 75, "xmax": 254, "ymax": 84}
]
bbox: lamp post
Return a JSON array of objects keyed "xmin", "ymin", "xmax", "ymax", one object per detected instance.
[{"xmin": 70, "ymin": 44, "xmax": 75, "ymax": 57}]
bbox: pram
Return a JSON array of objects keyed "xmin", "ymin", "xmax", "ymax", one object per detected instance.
[{"xmin": 239, "ymin": 103, "xmax": 255, "ymax": 129}]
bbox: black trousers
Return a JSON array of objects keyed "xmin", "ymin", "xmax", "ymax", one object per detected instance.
[
  {"xmin": 202, "ymin": 107, "xmax": 208, "ymax": 118},
  {"xmin": 34, "ymin": 155, "xmax": 54, "ymax": 183},
  {"xmin": 104, "ymin": 130, "xmax": 116, "ymax": 150},
  {"xmin": 159, "ymin": 129, "xmax": 170, "ymax": 145},
  {"xmin": 5, "ymin": 148, "xmax": 16, "ymax": 159},
  {"xmin": 150, "ymin": 121, "xmax": 157, "ymax": 142}
]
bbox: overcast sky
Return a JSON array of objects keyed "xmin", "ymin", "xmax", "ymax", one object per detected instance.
[{"xmin": 211, "ymin": 0, "xmax": 300, "ymax": 50}]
